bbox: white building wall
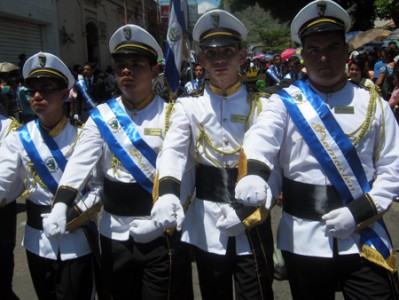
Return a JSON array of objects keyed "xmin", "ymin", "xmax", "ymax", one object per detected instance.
[
  {"xmin": 0, "ymin": 0, "xmax": 151, "ymax": 70},
  {"xmin": 0, "ymin": 0, "xmax": 59, "ymax": 63}
]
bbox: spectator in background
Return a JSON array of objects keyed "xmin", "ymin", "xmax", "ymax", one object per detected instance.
[
  {"xmin": 373, "ymin": 47, "xmax": 387, "ymax": 83},
  {"xmin": 105, "ymin": 65, "xmax": 116, "ymax": 98},
  {"xmin": 266, "ymin": 54, "xmax": 286, "ymax": 86},
  {"xmin": 389, "ymin": 68, "xmax": 399, "ymax": 122},
  {"xmin": 184, "ymin": 63, "xmax": 206, "ymax": 95},
  {"xmin": 17, "ymin": 53, "xmax": 27, "ymax": 73},
  {"xmin": 284, "ymin": 55, "xmax": 305, "ymax": 81},
  {"xmin": 375, "ymin": 48, "xmax": 398, "ymax": 100},
  {"xmin": 15, "ymin": 76, "xmax": 36, "ymax": 124},
  {"xmin": 348, "ymin": 57, "xmax": 374, "ymax": 88}
]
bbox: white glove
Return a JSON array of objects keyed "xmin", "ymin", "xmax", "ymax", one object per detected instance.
[
  {"xmin": 151, "ymin": 194, "xmax": 184, "ymax": 231},
  {"xmin": 130, "ymin": 219, "xmax": 164, "ymax": 243},
  {"xmin": 235, "ymin": 175, "xmax": 271, "ymax": 208},
  {"xmin": 322, "ymin": 207, "xmax": 356, "ymax": 239},
  {"xmin": 41, "ymin": 202, "xmax": 68, "ymax": 238},
  {"xmin": 73, "ymin": 114, "xmax": 79, "ymax": 121},
  {"xmin": 216, "ymin": 204, "xmax": 245, "ymax": 237}
]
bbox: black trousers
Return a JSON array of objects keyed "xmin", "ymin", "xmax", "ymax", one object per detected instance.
[
  {"xmin": 0, "ymin": 201, "xmax": 18, "ymax": 300},
  {"xmin": 100, "ymin": 232, "xmax": 193, "ymax": 300},
  {"xmin": 26, "ymin": 251, "xmax": 94, "ymax": 300},
  {"xmin": 194, "ymin": 220, "xmax": 274, "ymax": 300},
  {"xmin": 282, "ymin": 250, "xmax": 399, "ymax": 300}
]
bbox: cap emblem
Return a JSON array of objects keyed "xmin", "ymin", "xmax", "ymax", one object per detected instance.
[
  {"xmin": 211, "ymin": 12, "xmax": 220, "ymax": 28},
  {"xmin": 38, "ymin": 54, "xmax": 46, "ymax": 67},
  {"xmin": 123, "ymin": 26, "xmax": 132, "ymax": 40},
  {"xmin": 317, "ymin": 1, "xmax": 327, "ymax": 17}
]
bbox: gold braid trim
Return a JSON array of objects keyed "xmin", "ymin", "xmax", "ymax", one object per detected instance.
[
  {"xmin": 373, "ymin": 94, "xmax": 386, "ymax": 164},
  {"xmin": 242, "ymin": 206, "xmax": 269, "ymax": 229},
  {"xmin": 361, "ymin": 244, "xmax": 397, "ymax": 273},
  {"xmin": 194, "ymin": 91, "xmax": 262, "ymax": 167},
  {"xmin": 26, "ymin": 162, "xmax": 48, "ymax": 191},
  {"xmin": 111, "ymin": 155, "xmax": 122, "ymax": 177},
  {"xmin": 164, "ymin": 100, "xmax": 175, "ymax": 136},
  {"xmin": 109, "ymin": 100, "xmax": 174, "ymax": 177},
  {"xmin": 22, "ymin": 125, "xmax": 82, "ymax": 198},
  {"xmin": 7, "ymin": 117, "xmax": 21, "ymax": 135},
  {"xmin": 0, "ymin": 118, "xmax": 21, "ymax": 147},
  {"xmin": 346, "ymin": 86, "xmax": 377, "ymax": 146}
]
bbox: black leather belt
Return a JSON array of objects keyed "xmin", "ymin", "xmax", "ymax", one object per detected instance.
[
  {"xmin": 103, "ymin": 177, "xmax": 152, "ymax": 216},
  {"xmin": 195, "ymin": 164, "xmax": 237, "ymax": 203},
  {"xmin": 282, "ymin": 177, "xmax": 343, "ymax": 221}
]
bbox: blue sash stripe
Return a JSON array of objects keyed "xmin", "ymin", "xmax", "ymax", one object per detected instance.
[
  {"xmin": 35, "ymin": 120, "xmax": 67, "ymax": 171},
  {"xmin": 76, "ymin": 80, "xmax": 97, "ymax": 109},
  {"xmin": 277, "ymin": 87, "xmax": 353, "ymax": 203},
  {"xmin": 108, "ymin": 99, "xmax": 157, "ymax": 166},
  {"xmin": 90, "ymin": 100, "xmax": 154, "ymax": 193},
  {"xmin": 294, "ymin": 81, "xmax": 371, "ymax": 195},
  {"xmin": 278, "ymin": 82, "xmax": 394, "ymax": 269},
  {"xmin": 18, "ymin": 125, "xmax": 59, "ymax": 195},
  {"xmin": 360, "ymin": 223, "xmax": 390, "ymax": 259}
]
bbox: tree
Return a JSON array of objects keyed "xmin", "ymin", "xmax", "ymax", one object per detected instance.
[
  {"xmin": 374, "ymin": 0, "xmax": 399, "ymax": 28},
  {"xmin": 227, "ymin": 0, "xmax": 397, "ymax": 32},
  {"xmin": 234, "ymin": 4, "xmax": 292, "ymax": 53}
]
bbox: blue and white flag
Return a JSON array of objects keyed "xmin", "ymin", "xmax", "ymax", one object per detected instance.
[{"xmin": 164, "ymin": 0, "xmax": 188, "ymax": 94}]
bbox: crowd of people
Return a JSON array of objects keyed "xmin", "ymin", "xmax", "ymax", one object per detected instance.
[{"xmin": 0, "ymin": 0, "xmax": 399, "ymax": 299}]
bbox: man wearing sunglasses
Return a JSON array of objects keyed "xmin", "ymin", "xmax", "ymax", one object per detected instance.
[{"xmin": 0, "ymin": 52, "xmax": 101, "ymax": 299}]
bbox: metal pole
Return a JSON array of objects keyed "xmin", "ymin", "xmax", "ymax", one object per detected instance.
[
  {"xmin": 124, "ymin": 0, "xmax": 128, "ymax": 24},
  {"xmin": 142, "ymin": 0, "xmax": 146, "ymax": 29}
]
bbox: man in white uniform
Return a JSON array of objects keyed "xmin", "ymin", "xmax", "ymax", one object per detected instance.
[
  {"xmin": 0, "ymin": 110, "xmax": 20, "ymax": 300},
  {"xmin": 151, "ymin": 9, "xmax": 278, "ymax": 299},
  {"xmin": 45, "ymin": 25, "xmax": 193, "ymax": 299},
  {"xmin": 235, "ymin": 1, "xmax": 399, "ymax": 299},
  {"xmin": 0, "ymin": 52, "xmax": 101, "ymax": 299}
]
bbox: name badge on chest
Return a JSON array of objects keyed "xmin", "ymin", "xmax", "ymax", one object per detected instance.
[
  {"xmin": 334, "ymin": 106, "xmax": 354, "ymax": 114},
  {"xmin": 144, "ymin": 128, "xmax": 162, "ymax": 136},
  {"xmin": 231, "ymin": 115, "xmax": 248, "ymax": 123}
]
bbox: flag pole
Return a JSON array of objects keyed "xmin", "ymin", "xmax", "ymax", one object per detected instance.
[{"xmin": 124, "ymin": 0, "xmax": 128, "ymax": 24}]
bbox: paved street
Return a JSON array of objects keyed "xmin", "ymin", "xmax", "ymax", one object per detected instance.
[{"xmin": 12, "ymin": 199, "xmax": 399, "ymax": 299}]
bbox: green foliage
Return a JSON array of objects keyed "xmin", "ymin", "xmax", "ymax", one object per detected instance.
[{"xmin": 234, "ymin": 4, "xmax": 292, "ymax": 53}]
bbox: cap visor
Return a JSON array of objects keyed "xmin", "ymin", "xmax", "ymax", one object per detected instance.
[
  {"xmin": 301, "ymin": 23, "xmax": 345, "ymax": 40},
  {"xmin": 200, "ymin": 37, "xmax": 240, "ymax": 48}
]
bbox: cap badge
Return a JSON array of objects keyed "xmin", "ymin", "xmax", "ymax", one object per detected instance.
[
  {"xmin": 317, "ymin": 1, "xmax": 327, "ymax": 17},
  {"xmin": 123, "ymin": 26, "xmax": 132, "ymax": 40},
  {"xmin": 38, "ymin": 54, "xmax": 46, "ymax": 67},
  {"xmin": 211, "ymin": 12, "xmax": 220, "ymax": 28}
]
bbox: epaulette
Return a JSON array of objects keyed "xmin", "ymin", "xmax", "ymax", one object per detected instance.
[{"xmin": 9, "ymin": 117, "xmax": 21, "ymax": 131}]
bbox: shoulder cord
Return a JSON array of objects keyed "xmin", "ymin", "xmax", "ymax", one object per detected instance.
[
  {"xmin": 195, "ymin": 90, "xmax": 262, "ymax": 167},
  {"xmin": 23, "ymin": 124, "xmax": 82, "ymax": 196}
]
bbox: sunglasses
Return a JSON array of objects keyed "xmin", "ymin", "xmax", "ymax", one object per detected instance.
[{"xmin": 25, "ymin": 87, "xmax": 60, "ymax": 97}]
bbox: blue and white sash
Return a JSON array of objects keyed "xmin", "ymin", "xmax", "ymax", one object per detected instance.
[
  {"xmin": 278, "ymin": 80, "xmax": 396, "ymax": 272},
  {"xmin": 19, "ymin": 120, "xmax": 67, "ymax": 195},
  {"xmin": 76, "ymin": 79, "xmax": 97, "ymax": 109},
  {"xmin": 90, "ymin": 98, "xmax": 157, "ymax": 194},
  {"xmin": 266, "ymin": 65, "xmax": 283, "ymax": 84}
]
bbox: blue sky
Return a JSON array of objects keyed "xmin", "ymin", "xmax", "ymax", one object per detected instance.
[
  {"xmin": 159, "ymin": 0, "xmax": 220, "ymax": 14},
  {"xmin": 196, "ymin": 0, "xmax": 220, "ymax": 13}
]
